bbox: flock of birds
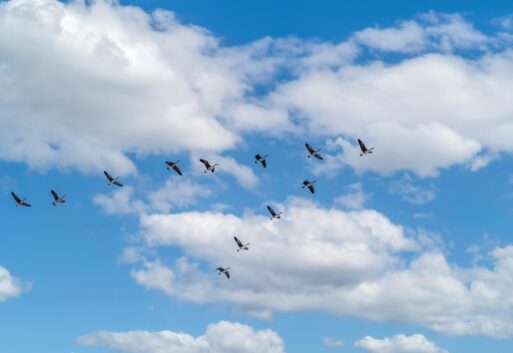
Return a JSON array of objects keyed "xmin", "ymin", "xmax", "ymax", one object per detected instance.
[{"xmin": 10, "ymin": 139, "xmax": 374, "ymax": 279}]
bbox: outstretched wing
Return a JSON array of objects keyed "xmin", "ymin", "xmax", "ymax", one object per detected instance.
[
  {"xmin": 51, "ymin": 190, "xmax": 59, "ymax": 201},
  {"xmin": 216, "ymin": 267, "xmax": 223, "ymax": 272},
  {"xmin": 225, "ymin": 271, "xmax": 230, "ymax": 279},
  {"xmin": 358, "ymin": 139, "xmax": 367, "ymax": 152},
  {"xmin": 305, "ymin": 143, "xmax": 314, "ymax": 154},
  {"xmin": 173, "ymin": 165, "xmax": 183, "ymax": 176},
  {"xmin": 104, "ymin": 170, "xmax": 113, "ymax": 182},
  {"xmin": 11, "ymin": 192, "xmax": 21, "ymax": 203},
  {"xmin": 267, "ymin": 205, "xmax": 276, "ymax": 216},
  {"xmin": 308, "ymin": 185, "xmax": 315, "ymax": 194},
  {"xmin": 113, "ymin": 180, "xmax": 123, "ymax": 187},
  {"xmin": 262, "ymin": 159, "xmax": 267, "ymax": 168},
  {"xmin": 199, "ymin": 159, "xmax": 211, "ymax": 168},
  {"xmin": 234, "ymin": 236, "xmax": 243, "ymax": 247},
  {"xmin": 22, "ymin": 201, "xmax": 31, "ymax": 207}
]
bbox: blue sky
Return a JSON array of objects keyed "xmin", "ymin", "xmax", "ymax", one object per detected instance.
[{"xmin": 2, "ymin": 0, "xmax": 513, "ymax": 352}]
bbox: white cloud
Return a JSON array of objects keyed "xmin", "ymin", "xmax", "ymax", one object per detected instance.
[
  {"xmin": 334, "ymin": 182, "xmax": 369, "ymax": 210},
  {"xmin": 0, "ymin": 266, "xmax": 27, "ymax": 301},
  {"xmin": 355, "ymin": 334, "xmax": 447, "ymax": 353},
  {"xmin": 78, "ymin": 321, "xmax": 285, "ymax": 353},
  {"xmin": 124, "ymin": 198, "xmax": 513, "ymax": 338},
  {"xmin": 389, "ymin": 175, "xmax": 437, "ymax": 204},
  {"xmin": 354, "ymin": 13, "xmax": 487, "ymax": 53},
  {"xmin": 322, "ymin": 336, "xmax": 344, "ymax": 348},
  {"xmin": 93, "ymin": 179, "xmax": 212, "ymax": 215}
]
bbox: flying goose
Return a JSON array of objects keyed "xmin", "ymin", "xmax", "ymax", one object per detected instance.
[
  {"xmin": 165, "ymin": 160, "xmax": 183, "ymax": 176},
  {"xmin": 216, "ymin": 266, "xmax": 231, "ymax": 279},
  {"xmin": 51, "ymin": 190, "xmax": 66, "ymax": 206},
  {"xmin": 234, "ymin": 236, "xmax": 249, "ymax": 252},
  {"xmin": 305, "ymin": 143, "xmax": 323, "ymax": 160},
  {"xmin": 302, "ymin": 179, "xmax": 317, "ymax": 194},
  {"xmin": 254, "ymin": 154, "xmax": 268, "ymax": 168},
  {"xmin": 11, "ymin": 192, "xmax": 31, "ymax": 207},
  {"xmin": 104, "ymin": 170, "xmax": 123, "ymax": 187},
  {"xmin": 358, "ymin": 138, "xmax": 374, "ymax": 156},
  {"xmin": 199, "ymin": 159, "xmax": 219, "ymax": 173},
  {"xmin": 267, "ymin": 205, "xmax": 282, "ymax": 220}
]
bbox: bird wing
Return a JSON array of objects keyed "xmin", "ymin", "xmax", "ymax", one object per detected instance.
[
  {"xmin": 113, "ymin": 180, "xmax": 123, "ymax": 187},
  {"xmin": 234, "ymin": 236, "xmax": 243, "ymax": 247},
  {"xmin": 216, "ymin": 267, "xmax": 223, "ymax": 272},
  {"xmin": 358, "ymin": 139, "xmax": 367, "ymax": 152},
  {"xmin": 262, "ymin": 159, "xmax": 267, "ymax": 168},
  {"xmin": 173, "ymin": 165, "xmax": 182, "ymax": 176},
  {"xmin": 11, "ymin": 192, "xmax": 21, "ymax": 203},
  {"xmin": 267, "ymin": 205, "xmax": 276, "ymax": 216},
  {"xmin": 303, "ymin": 180, "xmax": 309, "ymax": 186},
  {"xmin": 305, "ymin": 143, "xmax": 314, "ymax": 154},
  {"xmin": 22, "ymin": 201, "xmax": 31, "ymax": 207},
  {"xmin": 225, "ymin": 271, "xmax": 230, "ymax": 279},
  {"xmin": 51, "ymin": 190, "xmax": 59, "ymax": 200},
  {"xmin": 308, "ymin": 185, "xmax": 315, "ymax": 194},
  {"xmin": 104, "ymin": 171, "xmax": 113, "ymax": 181},
  {"xmin": 314, "ymin": 153, "xmax": 324, "ymax": 160},
  {"xmin": 255, "ymin": 154, "xmax": 262, "ymax": 160},
  {"xmin": 199, "ymin": 159, "xmax": 211, "ymax": 168}
]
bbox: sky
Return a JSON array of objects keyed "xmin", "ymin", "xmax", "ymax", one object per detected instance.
[{"xmin": 3, "ymin": 0, "xmax": 513, "ymax": 352}]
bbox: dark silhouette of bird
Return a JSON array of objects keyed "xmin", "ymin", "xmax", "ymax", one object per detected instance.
[
  {"xmin": 358, "ymin": 138, "xmax": 374, "ymax": 156},
  {"xmin": 199, "ymin": 159, "xmax": 219, "ymax": 173},
  {"xmin": 216, "ymin": 266, "xmax": 231, "ymax": 278},
  {"xmin": 302, "ymin": 179, "xmax": 317, "ymax": 194},
  {"xmin": 51, "ymin": 190, "xmax": 66, "ymax": 206},
  {"xmin": 305, "ymin": 143, "xmax": 323, "ymax": 160},
  {"xmin": 254, "ymin": 154, "xmax": 268, "ymax": 168},
  {"xmin": 165, "ymin": 160, "xmax": 182, "ymax": 176},
  {"xmin": 234, "ymin": 236, "xmax": 249, "ymax": 252},
  {"xmin": 11, "ymin": 192, "xmax": 31, "ymax": 207},
  {"xmin": 267, "ymin": 205, "xmax": 282, "ymax": 220},
  {"xmin": 104, "ymin": 171, "xmax": 123, "ymax": 187}
]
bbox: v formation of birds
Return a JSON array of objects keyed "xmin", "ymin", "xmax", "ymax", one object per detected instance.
[{"xmin": 11, "ymin": 139, "xmax": 373, "ymax": 279}]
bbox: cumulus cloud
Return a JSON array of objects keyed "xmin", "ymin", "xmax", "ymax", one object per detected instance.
[
  {"xmin": 355, "ymin": 334, "xmax": 447, "ymax": 353},
  {"xmin": 388, "ymin": 175, "xmax": 437, "ymax": 204},
  {"xmin": 334, "ymin": 182, "xmax": 369, "ymax": 210},
  {"xmin": 78, "ymin": 320, "xmax": 285, "ymax": 353},
  {"xmin": 2, "ymin": 1, "xmax": 513, "ymax": 179},
  {"xmin": 322, "ymin": 336, "xmax": 344, "ymax": 348},
  {"xmin": 0, "ymin": 266, "xmax": 27, "ymax": 301},
  {"xmin": 123, "ymin": 197, "xmax": 513, "ymax": 338}
]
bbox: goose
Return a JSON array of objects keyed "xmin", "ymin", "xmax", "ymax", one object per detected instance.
[
  {"xmin": 11, "ymin": 192, "xmax": 31, "ymax": 207},
  {"xmin": 254, "ymin": 154, "xmax": 268, "ymax": 168},
  {"xmin": 234, "ymin": 236, "xmax": 249, "ymax": 252},
  {"xmin": 216, "ymin": 266, "xmax": 231, "ymax": 279},
  {"xmin": 199, "ymin": 159, "xmax": 219, "ymax": 173},
  {"xmin": 358, "ymin": 138, "xmax": 374, "ymax": 156},
  {"xmin": 165, "ymin": 160, "xmax": 183, "ymax": 176},
  {"xmin": 104, "ymin": 170, "xmax": 123, "ymax": 187},
  {"xmin": 267, "ymin": 205, "xmax": 282, "ymax": 220},
  {"xmin": 305, "ymin": 143, "xmax": 323, "ymax": 160},
  {"xmin": 51, "ymin": 190, "xmax": 66, "ymax": 206},
  {"xmin": 302, "ymin": 179, "xmax": 317, "ymax": 194}
]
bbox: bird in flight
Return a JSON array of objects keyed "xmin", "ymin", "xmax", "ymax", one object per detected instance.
[
  {"xmin": 358, "ymin": 138, "xmax": 375, "ymax": 156},
  {"xmin": 104, "ymin": 171, "xmax": 123, "ymax": 187},
  {"xmin": 305, "ymin": 143, "xmax": 323, "ymax": 160},
  {"xmin": 199, "ymin": 159, "xmax": 219, "ymax": 173},
  {"xmin": 50, "ymin": 190, "xmax": 66, "ymax": 206},
  {"xmin": 302, "ymin": 179, "xmax": 317, "ymax": 194},
  {"xmin": 11, "ymin": 192, "xmax": 31, "ymax": 207},
  {"xmin": 165, "ymin": 160, "xmax": 182, "ymax": 176},
  {"xmin": 234, "ymin": 236, "xmax": 249, "ymax": 252},
  {"xmin": 254, "ymin": 154, "xmax": 268, "ymax": 168},
  {"xmin": 267, "ymin": 205, "xmax": 282, "ymax": 220},
  {"xmin": 216, "ymin": 266, "xmax": 231, "ymax": 279}
]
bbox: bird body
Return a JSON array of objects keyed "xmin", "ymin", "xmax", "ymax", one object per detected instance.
[
  {"xmin": 165, "ymin": 160, "xmax": 183, "ymax": 175},
  {"xmin": 104, "ymin": 170, "xmax": 123, "ymax": 187},
  {"xmin": 216, "ymin": 266, "xmax": 231, "ymax": 278},
  {"xmin": 358, "ymin": 138, "xmax": 374, "ymax": 156},
  {"xmin": 254, "ymin": 154, "xmax": 268, "ymax": 168},
  {"xmin": 51, "ymin": 189, "xmax": 66, "ymax": 206},
  {"xmin": 267, "ymin": 205, "xmax": 282, "ymax": 220},
  {"xmin": 11, "ymin": 192, "xmax": 31, "ymax": 207},
  {"xmin": 234, "ymin": 236, "xmax": 249, "ymax": 251},
  {"xmin": 200, "ymin": 159, "xmax": 219, "ymax": 173},
  {"xmin": 305, "ymin": 143, "xmax": 323, "ymax": 160},
  {"xmin": 302, "ymin": 179, "xmax": 317, "ymax": 194}
]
